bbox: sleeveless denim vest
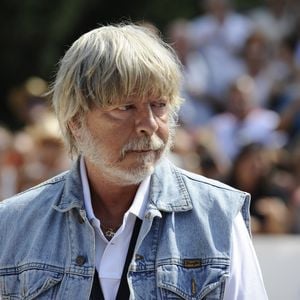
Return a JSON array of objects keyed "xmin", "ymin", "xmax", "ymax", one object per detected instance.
[{"xmin": 0, "ymin": 158, "xmax": 250, "ymax": 299}]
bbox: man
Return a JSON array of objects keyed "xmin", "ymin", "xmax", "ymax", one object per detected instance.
[
  {"xmin": 208, "ymin": 75, "xmax": 283, "ymax": 165},
  {"xmin": 0, "ymin": 24, "xmax": 268, "ymax": 299},
  {"xmin": 187, "ymin": 0, "xmax": 253, "ymax": 103}
]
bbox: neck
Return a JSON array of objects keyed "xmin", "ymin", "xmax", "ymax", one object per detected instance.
[{"xmin": 85, "ymin": 159, "xmax": 140, "ymax": 227}]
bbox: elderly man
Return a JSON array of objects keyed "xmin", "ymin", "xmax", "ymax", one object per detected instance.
[{"xmin": 0, "ymin": 24, "xmax": 267, "ymax": 299}]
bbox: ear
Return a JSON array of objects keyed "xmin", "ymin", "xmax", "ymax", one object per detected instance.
[{"xmin": 68, "ymin": 120, "xmax": 81, "ymax": 140}]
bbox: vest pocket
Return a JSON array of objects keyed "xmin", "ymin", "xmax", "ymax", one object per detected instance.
[
  {"xmin": 0, "ymin": 268, "xmax": 63, "ymax": 300},
  {"xmin": 157, "ymin": 262, "xmax": 228, "ymax": 300}
]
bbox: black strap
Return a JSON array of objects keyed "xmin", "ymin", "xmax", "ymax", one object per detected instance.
[
  {"xmin": 116, "ymin": 218, "xmax": 142, "ymax": 299},
  {"xmin": 90, "ymin": 218, "xmax": 142, "ymax": 300},
  {"xmin": 90, "ymin": 269, "xmax": 104, "ymax": 300}
]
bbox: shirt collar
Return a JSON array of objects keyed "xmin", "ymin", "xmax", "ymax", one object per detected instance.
[
  {"xmin": 53, "ymin": 157, "xmax": 193, "ymax": 215},
  {"xmin": 80, "ymin": 157, "xmax": 150, "ymax": 223}
]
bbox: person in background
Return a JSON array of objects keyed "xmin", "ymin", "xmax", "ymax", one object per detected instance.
[
  {"xmin": 207, "ymin": 75, "xmax": 285, "ymax": 167},
  {"xmin": 166, "ymin": 19, "xmax": 214, "ymax": 128},
  {"xmin": 248, "ymin": 0, "xmax": 296, "ymax": 51},
  {"xmin": 226, "ymin": 143, "xmax": 291, "ymax": 234},
  {"xmin": 187, "ymin": 0, "xmax": 253, "ymax": 105},
  {"xmin": 0, "ymin": 23, "xmax": 267, "ymax": 299},
  {"xmin": 240, "ymin": 30, "xmax": 280, "ymax": 108}
]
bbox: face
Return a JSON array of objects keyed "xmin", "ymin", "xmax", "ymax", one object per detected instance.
[
  {"xmin": 228, "ymin": 87, "xmax": 252, "ymax": 119},
  {"xmin": 75, "ymin": 97, "xmax": 173, "ymax": 185}
]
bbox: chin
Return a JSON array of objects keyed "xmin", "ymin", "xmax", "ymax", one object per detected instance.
[
  {"xmin": 108, "ymin": 161, "xmax": 155, "ymax": 186},
  {"xmin": 92, "ymin": 151, "xmax": 162, "ymax": 185},
  {"xmin": 123, "ymin": 163, "xmax": 155, "ymax": 184}
]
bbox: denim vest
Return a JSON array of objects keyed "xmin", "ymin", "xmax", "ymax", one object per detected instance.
[{"xmin": 0, "ymin": 159, "xmax": 250, "ymax": 300}]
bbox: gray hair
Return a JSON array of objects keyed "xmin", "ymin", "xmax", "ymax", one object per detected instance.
[{"xmin": 51, "ymin": 23, "xmax": 183, "ymax": 156}]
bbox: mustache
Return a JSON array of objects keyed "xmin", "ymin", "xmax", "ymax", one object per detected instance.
[{"xmin": 121, "ymin": 135, "xmax": 165, "ymax": 157}]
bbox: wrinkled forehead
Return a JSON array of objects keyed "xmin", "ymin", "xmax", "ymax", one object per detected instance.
[
  {"xmin": 87, "ymin": 71, "xmax": 177, "ymax": 111},
  {"xmin": 105, "ymin": 92, "xmax": 169, "ymax": 106}
]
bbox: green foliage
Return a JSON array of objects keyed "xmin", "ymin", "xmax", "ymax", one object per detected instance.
[{"xmin": 235, "ymin": 0, "xmax": 263, "ymax": 11}]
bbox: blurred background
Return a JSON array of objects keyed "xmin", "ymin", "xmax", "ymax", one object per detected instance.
[{"xmin": 0, "ymin": 0, "xmax": 300, "ymax": 298}]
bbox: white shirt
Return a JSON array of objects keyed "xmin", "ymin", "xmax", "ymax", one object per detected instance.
[
  {"xmin": 80, "ymin": 158, "xmax": 150, "ymax": 300},
  {"xmin": 80, "ymin": 158, "xmax": 268, "ymax": 299},
  {"xmin": 209, "ymin": 108, "xmax": 283, "ymax": 163},
  {"xmin": 188, "ymin": 12, "xmax": 253, "ymax": 98}
]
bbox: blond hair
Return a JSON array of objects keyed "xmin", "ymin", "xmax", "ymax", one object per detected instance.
[{"xmin": 51, "ymin": 23, "xmax": 183, "ymax": 156}]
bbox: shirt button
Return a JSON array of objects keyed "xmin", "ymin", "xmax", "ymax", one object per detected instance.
[{"xmin": 75, "ymin": 255, "xmax": 86, "ymax": 266}]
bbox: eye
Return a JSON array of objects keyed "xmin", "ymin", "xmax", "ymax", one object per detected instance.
[
  {"xmin": 151, "ymin": 101, "xmax": 167, "ymax": 108},
  {"xmin": 116, "ymin": 104, "xmax": 135, "ymax": 111},
  {"xmin": 155, "ymin": 102, "xmax": 166, "ymax": 108},
  {"xmin": 150, "ymin": 101, "xmax": 169, "ymax": 116}
]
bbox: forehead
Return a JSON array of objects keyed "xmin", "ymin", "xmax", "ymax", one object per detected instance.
[{"xmin": 102, "ymin": 94, "xmax": 169, "ymax": 107}]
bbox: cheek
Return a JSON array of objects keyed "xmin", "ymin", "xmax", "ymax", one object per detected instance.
[
  {"xmin": 101, "ymin": 130, "xmax": 132, "ymax": 154},
  {"xmin": 99, "ymin": 135, "xmax": 122, "ymax": 151},
  {"xmin": 158, "ymin": 123, "xmax": 170, "ymax": 142}
]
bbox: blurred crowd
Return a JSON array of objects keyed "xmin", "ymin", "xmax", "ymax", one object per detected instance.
[{"xmin": 1, "ymin": 0, "xmax": 300, "ymax": 235}]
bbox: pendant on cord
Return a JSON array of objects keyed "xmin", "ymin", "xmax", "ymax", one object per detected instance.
[
  {"xmin": 100, "ymin": 223, "xmax": 121, "ymax": 241},
  {"xmin": 103, "ymin": 227, "xmax": 116, "ymax": 240}
]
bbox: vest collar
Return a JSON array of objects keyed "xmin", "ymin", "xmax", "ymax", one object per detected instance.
[
  {"xmin": 53, "ymin": 157, "xmax": 193, "ymax": 213},
  {"xmin": 53, "ymin": 159, "xmax": 83, "ymax": 212},
  {"xmin": 149, "ymin": 159, "xmax": 193, "ymax": 212}
]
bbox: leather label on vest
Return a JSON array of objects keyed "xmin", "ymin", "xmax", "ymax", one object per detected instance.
[{"xmin": 183, "ymin": 259, "xmax": 202, "ymax": 268}]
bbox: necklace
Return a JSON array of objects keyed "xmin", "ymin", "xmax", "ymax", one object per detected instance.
[{"xmin": 100, "ymin": 223, "xmax": 121, "ymax": 241}]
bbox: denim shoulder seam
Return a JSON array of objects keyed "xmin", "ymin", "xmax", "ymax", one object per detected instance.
[
  {"xmin": 3, "ymin": 171, "xmax": 68, "ymax": 200},
  {"xmin": 177, "ymin": 167, "xmax": 247, "ymax": 196}
]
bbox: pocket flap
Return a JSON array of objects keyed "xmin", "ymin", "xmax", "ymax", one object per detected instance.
[
  {"xmin": 157, "ymin": 262, "xmax": 229, "ymax": 299},
  {"xmin": 2, "ymin": 268, "xmax": 63, "ymax": 300}
]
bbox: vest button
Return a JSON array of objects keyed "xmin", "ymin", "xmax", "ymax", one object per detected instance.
[
  {"xmin": 135, "ymin": 254, "xmax": 144, "ymax": 260},
  {"xmin": 75, "ymin": 255, "xmax": 86, "ymax": 266}
]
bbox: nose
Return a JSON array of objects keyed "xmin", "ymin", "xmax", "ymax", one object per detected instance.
[{"xmin": 135, "ymin": 106, "xmax": 159, "ymax": 136}]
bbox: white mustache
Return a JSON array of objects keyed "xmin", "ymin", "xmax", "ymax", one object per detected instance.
[{"xmin": 121, "ymin": 135, "xmax": 165, "ymax": 157}]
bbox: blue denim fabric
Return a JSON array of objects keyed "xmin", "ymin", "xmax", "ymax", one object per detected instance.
[{"xmin": 0, "ymin": 158, "xmax": 250, "ymax": 299}]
